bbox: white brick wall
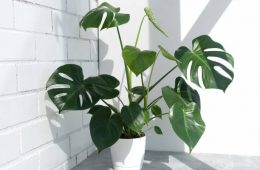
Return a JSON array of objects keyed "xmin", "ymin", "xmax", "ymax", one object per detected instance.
[
  {"xmin": 0, "ymin": 0, "xmax": 13, "ymax": 29},
  {"xmin": 0, "ymin": 0, "xmax": 98, "ymax": 169}
]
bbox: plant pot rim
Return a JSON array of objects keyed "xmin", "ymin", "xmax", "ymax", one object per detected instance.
[{"xmin": 119, "ymin": 133, "xmax": 146, "ymax": 140}]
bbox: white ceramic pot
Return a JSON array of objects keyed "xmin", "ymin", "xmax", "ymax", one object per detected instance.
[{"xmin": 110, "ymin": 135, "xmax": 146, "ymax": 170}]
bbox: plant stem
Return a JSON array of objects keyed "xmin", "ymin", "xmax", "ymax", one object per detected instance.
[
  {"xmin": 135, "ymin": 15, "xmax": 147, "ymax": 109},
  {"xmin": 146, "ymin": 51, "xmax": 160, "ymax": 108},
  {"xmin": 116, "ymin": 27, "xmax": 132, "ymax": 102},
  {"xmin": 101, "ymin": 99, "xmax": 119, "ymax": 113},
  {"xmin": 135, "ymin": 15, "xmax": 146, "ymax": 47},
  {"xmin": 141, "ymin": 73, "xmax": 147, "ymax": 108},
  {"xmin": 147, "ymin": 51, "xmax": 160, "ymax": 89},
  {"xmin": 117, "ymin": 96, "xmax": 125, "ymax": 106},
  {"xmin": 147, "ymin": 96, "xmax": 163, "ymax": 109},
  {"xmin": 149, "ymin": 113, "xmax": 169, "ymax": 121},
  {"xmin": 135, "ymin": 65, "xmax": 178, "ymax": 104}
]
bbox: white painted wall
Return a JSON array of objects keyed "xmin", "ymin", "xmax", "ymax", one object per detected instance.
[
  {"xmin": 99, "ymin": 0, "xmax": 260, "ymax": 156},
  {"xmin": 0, "ymin": 0, "xmax": 98, "ymax": 169}
]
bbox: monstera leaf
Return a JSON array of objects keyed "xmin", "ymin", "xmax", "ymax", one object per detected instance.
[
  {"xmin": 47, "ymin": 64, "xmax": 120, "ymax": 112},
  {"xmin": 90, "ymin": 109, "xmax": 123, "ymax": 152},
  {"xmin": 122, "ymin": 46, "xmax": 157, "ymax": 76},
  {"xmin": 175, "ymin": 77, "xmax": 201, "ymax": 108},
  {"xmin": 85, "ymin": 74, "xmax": 120, "ymax": 99},
  {"xmin": 121, "ymin": 102, "xmax": 145, "ymax": 133},
  {"xmin": 46, "ymin": 64, "xmax": 99, "ymax": 112},
  {"xmin": 144, "ymin": 8, "xmax": 167, "ymax": 37},
  {"xmin": 80, "ymin": 2, "xmax": 130, "ymax": 30},
  {"xmin": 175, "ymin": 35, "xmax": 234, "ymax": 91},
  {"xmin": 162, "ymin": 78, "xmax": 204, "ymax": 152}
]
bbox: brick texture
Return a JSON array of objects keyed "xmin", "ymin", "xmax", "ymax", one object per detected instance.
[{"xmin": 0, "ymin": 0, "xmax": 98, "ymax": 169}]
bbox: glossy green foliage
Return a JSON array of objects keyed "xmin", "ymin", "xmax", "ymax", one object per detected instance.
[
  {"xmin": 144, "ymin": 8, "xmax": 167, "ymax": 37},
  {"xmin": 158, "ymin": 45, "xmax": 180, "ymax": 62},
  {"xmin": 154, "ymin": 126, "xmax": 163, "ymax": 135},
  {"xmin": 46, "ymin": 64, "xmax": 99, "ymax": 112},
  {"xmin": 122, "ymin": 46, "xmax": 157, "ymax": 76},
  {"xmin": 121, "ymin": 102, "xmax": 145, "ymax": 133},
  {"xmin": 151, "ymin": 105, "xmax": 162, "ymax": 119},
  {"xmin": 80, "ymin": 2, "xmax": 130, "ymax": 30},
  {"xmin": 85, "ymin": 74, "xmax": 120, "ymax": 99},
  {"xmin": 88, "ymin": 105, "xmax": 111, "ymax": 115},
  {"xmin": 90, "ymin": 109, "xmax": 123, "ymax": 153},
  {"xmin": 46, "ymin": 64, "xmax": 120, "ymax": 113},
  {"xmin": 143, "ymin": 109, "xmax": 150, "ymax": 124},
  {"xmin": 46, "ymin": 2, "xmax": 235, "ymax": 154},
  {"xmin": 131, "ymin": 86, "xmax": 147, "ymax": 95},
  {"xmin": 175, "ymin": 35, "xmax": 234, "ymax": 91},
  {"xmin": 162, "ymin": 78, "xmax": 205, "ymax": 152},
  {"xmin": 175, "ymin": 77, "xmax": 201, "ymax": 108}
]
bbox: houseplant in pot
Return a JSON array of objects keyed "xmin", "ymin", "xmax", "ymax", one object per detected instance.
[{"xmin": 46, "ymin": 2, "xmax": 234, "ymax": 170}]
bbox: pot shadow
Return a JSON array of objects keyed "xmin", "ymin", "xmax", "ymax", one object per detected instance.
[{"xmin": 142, "ymin": 151, "xmax": 217, "ymax": 170}]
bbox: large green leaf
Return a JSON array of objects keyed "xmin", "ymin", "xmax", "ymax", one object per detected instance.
[
  {"xmin": 80, "ymin": 2, "xmax": 130, "ymax": 30},
  {"xmin": 46, "ymin": 64, "xmax": 99, "ymax": 113},
  {"xmin": 144, "ymin": 8, "xmax": 167, "ymax": 37},
  {"xmin": 121, "ymin": 102, "xmax": 145, "ymax": 133},
  {"xmin": 90, "ymin": 109, "xmax": 123, "ymax": 153},
  {"xmin": 175, "ymin": 35, "xmax": 234, "ymax": 91},
  {"xmin": 122, "ymin": 46, "xmax": 157, "ymax": 76},
  {"xmin": 85, "ymin": 75, "xmax": 120, "ymax": 99},
  {"xmin": 88, "ymin": 105, "xmax": 111, "ymax": 115},
  {"xmin": 162, "ymin": 85, "xmax": 205, "ymax": 152},
  {"xmin": 169, "ymin": 102, "xmax": 204, "ymax": 153},
  {"xmin": 175, "ymin": 77, "xmax": 201, "ymax": 108}
]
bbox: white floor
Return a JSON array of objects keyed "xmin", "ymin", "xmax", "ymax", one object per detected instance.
[{"xmin": 72, "ymin": 150, "xmax": 260, "ymax": 170}]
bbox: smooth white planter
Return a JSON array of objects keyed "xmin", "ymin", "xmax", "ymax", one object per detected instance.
[{"xmin": 110, "ymin": 135, "xmax": 146, "ymax": 170}]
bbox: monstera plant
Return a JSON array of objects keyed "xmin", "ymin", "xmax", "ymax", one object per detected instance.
[{"xmin": 46, "ymin": 2, "xmax": 234, "ymax": 155}]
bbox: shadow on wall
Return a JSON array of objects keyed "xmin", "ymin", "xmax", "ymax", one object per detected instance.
[
  {"xmin": 42, "ymin": 0, "xmax": 97, "ymax": 169},
  {"xmin": 145, "ymin": 0, "xmax": 232, "ymax": 152}
]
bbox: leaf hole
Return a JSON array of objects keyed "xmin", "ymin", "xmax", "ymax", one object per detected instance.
[
  {"xmin": 79, "ymin": 94, "xmax": 83, "ymax": 107},
  {"xmin": 214, "ymin": 66, "xmax": 232, "ymax": 80},
  {"xmin": 208, "ymin": 57, "xmax": 233, "ymax": 71},
  {"xmin": 100, "ymin": 12, "xmax": 108, "ymax": 29},
  {"xmin": 59, "ymin": 73, "xmax": 73, "ymax": 81},
  {"xmin": 198, "ymin": 66, "xmax": 205, "ymax": 89},
  {"xmin": 187, "ymin": 61, "xmax": 192, "ymax": 81},
  {"xmin": 55, "ymin": 93, "xmax": 67, "ymax": 98},
  {"xmin": 86, "ymin": 91, "xmax": 93, "ymax": 104},
  {"xmin": 204, "ymin": 48, "xmax": 224, "ymax": 52},
  {"xmin": 47, "ymin": 84, "xmax": 70, "ymax": 90}
]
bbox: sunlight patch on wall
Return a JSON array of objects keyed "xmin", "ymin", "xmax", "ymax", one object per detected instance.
[{"xmin": 180, "ymin": 0, "xmax": 209, "ymax": 41}]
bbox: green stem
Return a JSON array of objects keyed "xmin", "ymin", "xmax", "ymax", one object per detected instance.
[
  {"xmin": 149, "ymin": 113, "xmax": 169, "ymax": 121},
  {"xmin": 147, "ymin": 96, "xmax": 162, "ymax": 109},
  {"xmin": 116, "ymin": 27, "xmax": 132, "ymax": 102},
  {"xmin": 135, "ymin": 15, "xmax": 146, "ymax": 47},
  {"xmin": 135, "ymin": 65, "xmax": 178, "ymax": 104},
  {"xmin": 150, "ymin": 65, "xmax": 178, "ymax": 90},
  {"xmin": 141, "ymin": 73, "xmax": 147, "ymax": 109},
  {"xmin": 147, "ymin": 51, "xmax": 160, "ymax": 89},
  {"xmin": 135, "ymin": 15, "xmax": 148, "ymax": 109},
  {"xmin": 117, "ymin": 96, "xmax": 125, "ymax": 106},
  {"xmin": 101, "ymin": 99, "xmax": 119, "ymax": 113},
  {"xmin": 146, "ymin": 51, "xmax": 160, "ymax": 108}
]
